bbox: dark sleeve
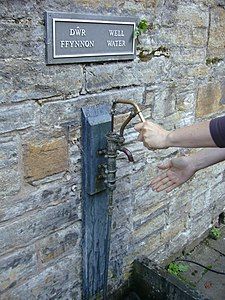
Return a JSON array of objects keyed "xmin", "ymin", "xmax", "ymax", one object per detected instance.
[{"xmin": 209, "ymin": 116, "xmax": 225, "ymax": 148}]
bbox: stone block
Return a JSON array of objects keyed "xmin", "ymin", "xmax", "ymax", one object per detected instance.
[
  {"xmin": 159, "ymin": 26, "xmax": 208, "ymax": 48},
  {"xmin": 0, "ymin": 60, "xmax": 83, "ymax": 104},
  {"xmin": 0, "ymin": 182, "xmax": 81, "ymax": 223},
  {"xmin": 0, "ymin": 136, "xmax": 21, "ymax": 197},
  {"xmin": 23, "ymin": 136, "xmax": 69, "ymax": 182},
  {"xmin": 0, "ymin": 1, "xmax": 41, "ymax": 20},
  {"xmin": 0, "ymin": 200, "xmax": 79, "ymax": 255},
  {"xmin": 186, "ymin": 64, "xmax": 209, "ymax": 78},
  {"xmin": 133, "ymin": 232, "xmax": 163, "ymax": 258},
  {"xmin": 0, "ymin": 0, "xmax": 119, "ymax": 24},
  {"xmin": 164, "ymin": 231, "xmax": 189, "ymax": 258},
  {"xmin": 40, "ymin": 87, "xmax": 145, "ymax": 128},
  {"xmin": 0, "ymin": 23, "xmax": 44, "ymax": 59},
  {"xmin": 151, "ymin": 85, "xmax": 177, "ymax": 122},
  {"xmin": 175, "ymin": 4, "xmax": 209, "ymax": 28},
  {"xmin": 0, "ymin": 168, "xmax": 21, "ymax": 198},
  {"xmin": 133, "ymin": 201, "xmax": 167, "ymax": 229},
  {"xmin": 169, "ymin": 192, "xmax": 191, "ymax": 223},
  {"xmin": 145, "ymin": 88, "xmax": 155, "ymax": 106},
  {"xmin": 117, "ymin": 0, "xmax": 146, "ymax": 13},
  {"xmin": 189, "ymin": 191, "xmax": 208, "ymax": 217},
  {"xmin": 207, "ymin": 7, "xmax": 225, "ymax": 58},
  {"xmin": 0, "ymin": 245, "xmax": 37, "ymax": 293},
  {"xmin": 86, "ymin": 58, "xmax": 170, "ymax": 93},
  {"xmin": 208, "ymin": 183, "xmax": 225, "ymax": 217},
  {"xmin": 132, "ymin": 168, "xmax": 152, "ymax": 190},
  {"xmin": 133, "ymin": 211, "xmax": 166, "ymax": 243},
  {"xmin": 171, "ymin": 48, "xmax": 206, "ymax": 64},
  {"xmin": 37, "ymin": 222, "xmax": 81, "ymax": 266},
  {"xmin": 196, "ymin": 82, "xmax": 224, "ymax": 117},
  {"xmin": 74, "ymin": 0, "xmax": 119, "ymax": 12},
  {"xmin": 0, "ymin": 136, "xmax": 19, "ymax": 169},
  {"xmin": 161, "ymin": 219, "xmax": 187, "ymax": 244},
  {"xmin": 0, "ymin": 103, "xmax": 37, "ymax": 134},
  {"xmin": 188, "ymin": 212, "xmax": 212, "ymax": 240},
  {"xmin": 111, "ymin": 197, "xmax": 133, "ymax": 237},
  {"xmin": 170, "ymin": 91, "xmax": 195, "ymax": 129},
  {"xmin": 1, "ymin": 254, "xmax": 82, "ymax": 300}
]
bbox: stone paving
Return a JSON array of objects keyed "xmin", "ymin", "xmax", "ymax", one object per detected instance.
[{"xmin": 176, "ymin": 225, "xmax": 225, "ymax": 300}]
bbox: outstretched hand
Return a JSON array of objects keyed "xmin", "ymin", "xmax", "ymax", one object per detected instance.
[{"xmin": 150, "ymin": 156, "xmax": 196, "ymax": 193}]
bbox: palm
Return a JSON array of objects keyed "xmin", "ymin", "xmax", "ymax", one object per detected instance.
[{"xmin": 150, "ymin": 157, "xmax": 196, "ymax": 192}]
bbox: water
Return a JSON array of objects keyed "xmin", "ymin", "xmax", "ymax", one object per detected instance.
[{"xmin": 123, "ymin": 291, "xmax": 142, "ymax": 300}]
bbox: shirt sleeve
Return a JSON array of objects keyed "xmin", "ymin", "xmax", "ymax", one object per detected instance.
[{"xmin": 209, "ymin": 116, "xmax": 225, "ymax": 148}]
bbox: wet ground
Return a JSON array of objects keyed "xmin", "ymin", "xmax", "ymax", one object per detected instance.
[{"xmin": 173, "ymin": 225, "xmax": 225, "ymax": 300}]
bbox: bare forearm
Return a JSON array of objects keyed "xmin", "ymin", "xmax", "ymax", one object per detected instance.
[
  {"xmin": 166, "ymin": 121, "xmax": 217, "ymax": 148},
  {"xmin": 187, "ymin": 148, "xmax": 225, "ymax": 172}
]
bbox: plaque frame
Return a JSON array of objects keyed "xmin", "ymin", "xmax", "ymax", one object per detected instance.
[{"xmin": 45, "ymin": 11, "xmax": 137, "ymax": 64}]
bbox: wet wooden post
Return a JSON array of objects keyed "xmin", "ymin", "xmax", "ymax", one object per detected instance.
[{"xmin": 81, "ymin": 104, "xmax": 111, "ymax": 299}]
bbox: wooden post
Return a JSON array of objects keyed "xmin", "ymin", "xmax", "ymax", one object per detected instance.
[{"xmin": 81, "ymin": 104, "xmax": 111, "ymax": 299}]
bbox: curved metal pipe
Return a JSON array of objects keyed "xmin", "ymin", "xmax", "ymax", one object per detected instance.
[
  {"xmin": 119, "ymin": 111, "xmax": 136, "ymax": 137},
  {"xmin": 112, "ymin": 99, "xmax": 145, "ymax": 123},
  {"xmin": 119, "ymin": 147, "xmax": 134, "ymax": 162}
]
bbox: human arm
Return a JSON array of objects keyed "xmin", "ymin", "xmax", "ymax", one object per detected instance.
[
  {"xmin": 151, "ymin": 148, "xmax": 225, "ymax": 193},
  {"xmin": 134, "ymin": 120, "xmax": 217, "ymax": 149}
]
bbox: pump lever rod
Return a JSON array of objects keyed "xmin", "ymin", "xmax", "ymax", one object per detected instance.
[
  {"xmin": 112, "ymin": 99, "xmax": 145, "ymax": 121},
  {"xmin": 111, "ymin": 99, "xmax": 145, "ymax": 135}
]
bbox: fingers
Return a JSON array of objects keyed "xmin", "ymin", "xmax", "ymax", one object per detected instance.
[
  {"xmin": 157, "ymin": 160, "xmax": 172, "ymax": 170},
  {"xmin": 152, "ymin": 179, "xmax": 178, "ymax": 193},
  {"xmin": 135, "ymin": 122, "xmax": 155, "ymax": 149},
  {"xmin": 134, "ymin": 122, "xmax": 144, "ymax": 132},
  {"xmin": 135, "ymin": 123, "xmax": 144, "ymax": 143},
  {"xmin": 134, "ymin": 121, "xmax": 153, "ymax": 132},
  {"xmin": 155, "ymin": 180, "xmax": 175, "ymax": 192},
  {"xmin": 151, "ymin": 177, "xmax": 171, "ymax": 191},
  {"xmin": 137, "ymin": 132, "xmax": 143, "ymax": 141},
  {"xmin": 166, "ymin": 183, "xmax": 179, "ymax": 193},
  {"xmin": 150, "ymin": 172, "xmax": 168, "ymax": 185},
  {"xmin": 143, "ymin": 141, "xmax": 153, "ymax": 150},
  {"xmin": 150, "ymin": 160, "xmax": 172, "ymax": 185},
  {"xmin": 150, "ymin": 169, "xmax": 179, "ymax": 193}
]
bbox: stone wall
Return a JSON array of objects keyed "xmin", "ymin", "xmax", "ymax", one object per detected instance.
[{"xmin": 0, "ymin": 0, "xmax": 225, "ymax": 298}]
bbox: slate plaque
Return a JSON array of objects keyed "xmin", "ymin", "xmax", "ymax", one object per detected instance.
[{"xmin": 45, "ymin": 11, "xmax": 136, "ymax": 64}]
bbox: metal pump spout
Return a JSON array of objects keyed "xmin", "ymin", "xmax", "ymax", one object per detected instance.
[{"xmin": 119, "ymin": 147, "xmax": 134, "ymax": 162}]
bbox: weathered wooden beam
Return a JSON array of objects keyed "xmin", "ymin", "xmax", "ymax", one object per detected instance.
[{"xmin": 81, "ymin": 104, "xmax": 111, "ymax": 299}]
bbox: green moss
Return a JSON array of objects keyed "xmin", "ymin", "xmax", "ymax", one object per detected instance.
[
  {"xmin": 206, "ymin": 57, "xmax": 223, "ymax": 65},
  {"xmin": 167, "ymin": 262, "xmax": 189, "ymax": 276},
  {"xmin": 209, "ymin": 227, "xmax": 221, "ymax": 240},
  {"xmin": 139, "ymin": 46, "xmax": 170, "ymax": 61},
  {"xmin": 134, "ymin": 19, "xmax": 151, "ymax": 38},
  {"xmin": 167, "ymin": 262, "xmax": 197, "ymax": 288}
]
